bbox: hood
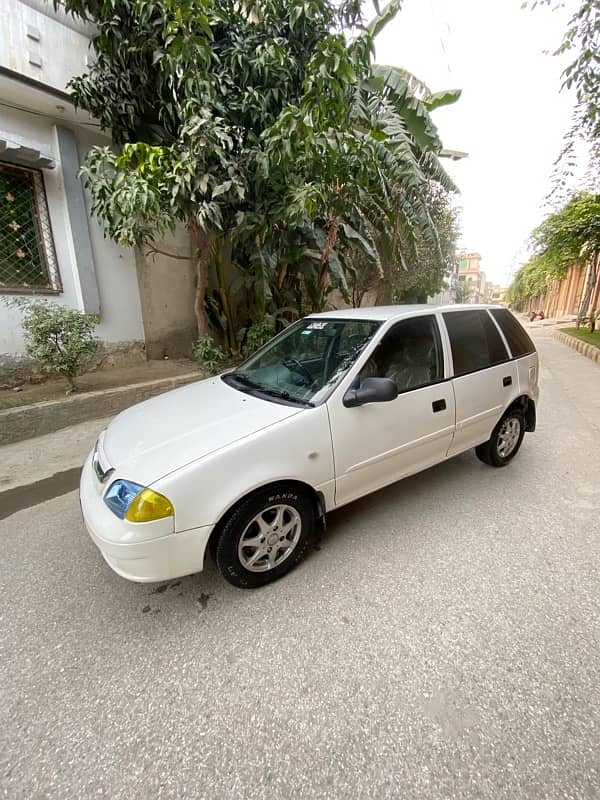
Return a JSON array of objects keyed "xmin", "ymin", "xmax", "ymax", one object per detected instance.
[{"xmin": 102, "ymin": 376, "xmax": 302, "ymax": 486}]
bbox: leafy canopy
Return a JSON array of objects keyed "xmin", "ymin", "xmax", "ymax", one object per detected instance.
[
  {"xmin": 528, "ymin": 0, "xmax": 600, "ymax": 193},
  {"xmin": 531, "ymin": 191, "xmax": 600, "ymax": 272},
  {"xmin": 60, "ymin": 0, "xmax": 463, "ymax": 341},
  {"xmin": 63, "ymin": 0, "xmax": 377, "ymax": 244},
  {"xmin": 530, "ymin": 0, "xmax": 600, "ymax": 141},
  {"xmin": 508, "ymin": 191, "xmax": 600, "ymax": 306}
]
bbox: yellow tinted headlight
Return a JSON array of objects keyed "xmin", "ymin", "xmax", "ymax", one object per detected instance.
[{"xmin": 124, "ymin": 489, "xmax": 174, "ymax": 523}]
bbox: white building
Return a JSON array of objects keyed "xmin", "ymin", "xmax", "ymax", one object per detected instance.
[{"xmin": 0, "ymin": 0, "xmax": 196, "ymax": 384}]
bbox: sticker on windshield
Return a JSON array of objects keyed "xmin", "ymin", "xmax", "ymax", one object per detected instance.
[{"xmin": 306, "ymin": 322, "xmax": 328, "ymax": 330}]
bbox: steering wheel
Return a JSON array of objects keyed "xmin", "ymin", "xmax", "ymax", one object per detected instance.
[{"xmin": 284, "ymin": 358, "xmax": 314, "ymax": 386}]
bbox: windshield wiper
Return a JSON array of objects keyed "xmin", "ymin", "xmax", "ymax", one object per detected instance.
[
  {"xmin": 225, "ymin": 373, "xmax": 259, "ymax": 389},
  {"xmin": 222, "ymin": 373, "xmax": 313, "ymax": 408},
  {"xmin": 256, "ymin": 385, "xmax": 314, "ymax": 408}
]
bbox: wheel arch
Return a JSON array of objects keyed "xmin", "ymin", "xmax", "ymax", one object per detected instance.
[
  {"xmin": 505, "ymin": 394, "xmax": 536, "ymax": 432},
  {"xmin": 207, "ymin": 479, "xmax": 325, "ymax": 561}
]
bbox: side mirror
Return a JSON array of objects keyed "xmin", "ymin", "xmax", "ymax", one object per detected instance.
[{"xmin": 343, "ymin": 377, "xmax": 398, "ymax": 408}]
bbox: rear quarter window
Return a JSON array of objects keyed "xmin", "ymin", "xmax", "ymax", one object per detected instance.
[
  {"xmin": 443, "ymin": 310, "xmax": 509, "ymax": 376},
  {"xmin": 489, "ymin": 308, "xmax": 536, "ymax": 357}
]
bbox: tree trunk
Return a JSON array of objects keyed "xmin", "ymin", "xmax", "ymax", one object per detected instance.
[
  {"xmin": 190, "ymin": 224, "xmax": 215, "ymax": 338},
  {"xmin": 376, "ymin": 268, "xmax": 392, "ymax": 304},
  {"xmin": 577, "ymin": 250, "xmax": 599, "ymax": 327},
  {"xmin": 276, "ymin": 262, "xmax": 288, "ymax": 290},
  {"xmin": 214, "ymin": 234, "xmax": 239, "ymax": 355},
  {"xmin": 316, "ymin": 215, "xmax": 340, "ymax": 310}
]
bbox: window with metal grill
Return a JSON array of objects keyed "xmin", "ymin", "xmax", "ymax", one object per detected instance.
[{"xmin": 0, "ymin": 162, "xmax": 61, "ymax": 293}]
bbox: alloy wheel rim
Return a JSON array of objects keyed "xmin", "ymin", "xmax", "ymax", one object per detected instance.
[
  {"xmin": 497, "ymin": 417, "xmax": 521, "ymax": 458},
  {"xmin": 238, "ymin": 504, "xmax": 302, "ymax": 572}
]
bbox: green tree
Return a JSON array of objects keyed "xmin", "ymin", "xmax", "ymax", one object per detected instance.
[
  {"xmin": 61, "ymin": 0, "xmax": 461, "ymax": 351},
  {"xmin": 508, "ymin": 192, "xmax": 600, "ymax": 318},
  {"xmin": 64, "ymin": 0, "xmax": 353, "ymax": 342},
  {"xmin": 377, "ymin": 181, "xmax": 460, "ymax": 303},
  {"xmin": 531, "ymin": 0, "xmax": 600, "ymax": 141},
  {"xmin": 529, "ymin": 0, "xmax": 600, "ymax": 192},
  {"xmin": 454, "ymin": 280, "xmax": 473, "ymax": 305}
]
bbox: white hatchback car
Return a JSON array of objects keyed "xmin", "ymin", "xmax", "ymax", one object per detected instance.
[{"xmin": 80, "ymin": 304, "xmax": 539, "ymax": 588}]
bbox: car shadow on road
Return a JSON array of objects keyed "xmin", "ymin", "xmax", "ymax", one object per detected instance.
[
  {"xmin": 316, "ymin": 450, "xmax": 477, "ymax": 553},
  {"xmin": 128, "ymin": 458, "xmax": 475, "ymax": 612},
  {"xmin": 84, "ymin": 446, "xmax": 527, "ymax": 626}
]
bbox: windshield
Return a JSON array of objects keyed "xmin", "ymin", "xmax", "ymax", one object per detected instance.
[{"xmin": 224, "ymin": 318, "xmax": 381, "ymax": 406}]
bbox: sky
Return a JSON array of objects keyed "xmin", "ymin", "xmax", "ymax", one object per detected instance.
[{"xmin": 371, "ymin": 0, "xmax": 580, "ymax": 286}]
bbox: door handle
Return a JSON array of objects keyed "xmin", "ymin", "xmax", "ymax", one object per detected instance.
[
  {"xmin": 503, "ymin": 376, "xmax": 512, "ymax": 387},
  {"xmin": 432, "ymin": 399, "xmax": 446, "ymax": 413}
]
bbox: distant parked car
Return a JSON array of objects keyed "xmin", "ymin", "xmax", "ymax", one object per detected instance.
[{"xmin": 80, "ymin": 305, "xmax": 539, "ymax": 589}]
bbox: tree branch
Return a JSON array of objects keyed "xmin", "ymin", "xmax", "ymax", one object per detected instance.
[{"xmin": 145, "ymin": 245, "xmax": 191, "ymax": 262}]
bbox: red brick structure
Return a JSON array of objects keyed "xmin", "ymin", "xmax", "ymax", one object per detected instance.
[{"xmin": 524, "ymin": 262, "xmax": 600, "ymax": 317}]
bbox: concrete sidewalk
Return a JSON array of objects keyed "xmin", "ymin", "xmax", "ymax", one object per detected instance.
[{"xmin": 0, "ymin": 369, "xmax": 201, "ymax": 446}]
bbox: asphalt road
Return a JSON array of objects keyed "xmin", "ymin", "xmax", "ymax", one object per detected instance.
[{"xmin": 1, "ymin": 328, "xmax": 599, "ymax": 799}]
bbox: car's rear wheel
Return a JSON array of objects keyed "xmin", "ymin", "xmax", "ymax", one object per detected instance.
[
  {"xmin": 475, "ymin": 409, "xmax": 525, "ymax": 467},
  {"xmin": 215, "ymin": 485, "xmax": 315, "ymax": 588}
]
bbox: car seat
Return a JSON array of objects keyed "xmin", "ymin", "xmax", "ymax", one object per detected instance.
[{"xmin": 385, "ymin": 337, "xmax": 434, "ymax": 392}]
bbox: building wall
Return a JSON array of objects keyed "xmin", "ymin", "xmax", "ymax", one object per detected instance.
[
  {"xmin": 0, "ymin": 105, "xmax": 145, "ymax": 356},
  {"xmin": 458, "ymin": 252, "xmax": 482, "ymax": 273},
  {"xmin": 457, "ymin": 251, "xmax": 488, "ymax": 303},
  {"xmin": 490, "ymin": 285, "xmax": 507, "ymax": 304},
  {"xmin": 0, "ymin": 0, "xmax": 201, "ymax": 375},
  {"xmin": 0, "ymin": 0, "xmax": 92, "ymax": 93},
  {"xmin": 134, "ymin": 228, "xmax": 198, "ymax": 359},
  {"xmin": 523, "ymin": 262, "xmax": 600, "ymax": 318}
]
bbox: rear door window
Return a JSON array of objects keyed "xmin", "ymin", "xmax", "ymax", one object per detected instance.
[
  {"xmin": 443, "ymin": 310, "xmax": 509, "ymax": 377},
  {"xmin": 489, "ymin": 308, "xmax": 536, "ymax": 357}
]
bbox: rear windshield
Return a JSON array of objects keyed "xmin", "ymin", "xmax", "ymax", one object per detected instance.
[{"xmin": 489, "ymin": 309, "xmax": 536, "ymax": 357}]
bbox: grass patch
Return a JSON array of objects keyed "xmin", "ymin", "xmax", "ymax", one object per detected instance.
[{"xmin": 560, "ymin": 328, "xmax": 600, "ymax": 349}]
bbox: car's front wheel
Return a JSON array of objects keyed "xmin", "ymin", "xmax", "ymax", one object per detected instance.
[
  {"xmin": 215, "ymin": 485, "xmax": 315, "ymax": 588},
  {"xmin": 475, "ymin": 409, "xmax": 525, "ymax": 467}
]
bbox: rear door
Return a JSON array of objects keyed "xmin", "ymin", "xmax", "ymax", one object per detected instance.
[
  {"xmin": 488, "ymin": 308, "xmax": 540, "ymax": 403},
  {"xmin": 442, "ymin": 309, "xmax": 516, "ymax": 456}
]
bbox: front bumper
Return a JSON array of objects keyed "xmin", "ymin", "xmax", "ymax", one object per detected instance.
[{"xmin": 80, "ymin": 453, "xmax": 212, "ymax": 583}]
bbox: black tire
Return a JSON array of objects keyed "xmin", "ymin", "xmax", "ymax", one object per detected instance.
[
  {"xmin": 476, "ymin": 409, "xmax": 525, "ymax": 467},
  {"xmin": 215, "ymin": 485, "xmax": 315, "ymax": 589}
]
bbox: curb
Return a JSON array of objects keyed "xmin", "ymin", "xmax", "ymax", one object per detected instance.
[
  {"xmin": 553, "ymin": 330, "xmax": 600, "ymax": 366},
  {"xmin": 0, "ymin": 372, "xmax": 201, "ymax": 446}
]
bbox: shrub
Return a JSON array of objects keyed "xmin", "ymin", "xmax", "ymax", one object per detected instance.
[
  {"xmin": 193, "ymin": 335, "xmax": 225, "ymax": 374},
  {"xmin": 577, "ymin": 308, "xmax": 599, "ymax": 331},
  {"xmin": 16, "ymin": 300, "xmax": 99, "ymax": 391},
  {"xmin": 242, "ymin": 318, "xmax": 276, "ymax": 357}
]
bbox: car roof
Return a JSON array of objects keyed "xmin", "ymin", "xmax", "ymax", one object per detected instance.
[{"xmin": 308, "ymin": 304, "xmax": 503, "ymax": 322}]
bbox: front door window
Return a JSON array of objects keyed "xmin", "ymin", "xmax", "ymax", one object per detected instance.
[{"xmin": 360, "ymin": 314, "xmax": 444, "ymax": 393}]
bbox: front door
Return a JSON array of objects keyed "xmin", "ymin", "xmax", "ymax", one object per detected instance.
[{"xmin": 327, "ymin": 314, "xmax": 456, "ymax": 508}]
